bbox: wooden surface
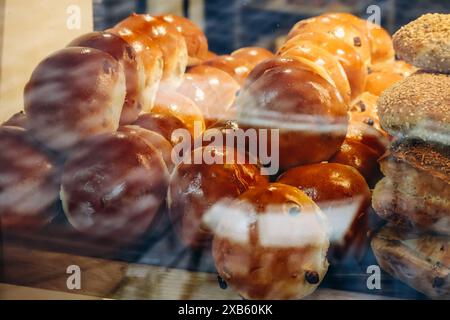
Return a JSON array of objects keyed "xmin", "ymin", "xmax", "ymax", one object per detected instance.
[{"xmin": 0, "ymin": 243, "xmax": 394, "ymax": 300}]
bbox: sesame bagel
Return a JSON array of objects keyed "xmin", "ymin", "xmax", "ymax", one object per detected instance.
[{"xmin": 393, "ymin": 14, "xmax": 450, "ymax": 73}]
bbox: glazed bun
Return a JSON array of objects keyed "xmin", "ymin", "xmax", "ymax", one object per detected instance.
[
  {"xmin": 283, "ymin": 32, "xmax": 367, "ymax": 100},
  {"xmin": 350, "ymin": 92, "xmax": 383, "ymax": 133},
  {"xmin": 202, "ymin": 55, "xmax": 252, "ymax": 85},
  {"xmin": 24, "ymin": 47, "xmax": 125, "ymax": 151},
  {"xmin": 378, "ymin": 72, "xmax": 450, "ymax": 144},
  {"xmin": 108, "ymin": 26, "xmax": 163, "ymax": 112},
  {"xmin": 61, "ymin": 131, "xmax": 169, "ymax": 244},
  {"xmin": 329, "ymin": 138, "xmax": 382, "ymax": 186},
  {"xmin": 367, "ymin": 23, "xmax": 395, "ymax": 64},
  {"xmin": 68, "ymin": 31, "xmax": 141, "ymax": 124},
  {"xmin": 158, "ymin": 14, "xmax": 208, "ymax": 66},
  {"xmin": 0, "ymin": 126, "xmax": 59, "ymax": 230},
  {"xmin": 278, "ymin": 41, "xmax": 351, "ymax": 104},
  {"xmin": 370, "ymin": 59, "xmax": 416, "ymax": 78},
  {"xmin": 115, "ymin": 13, "xmax": 188, "ymax": 85},
  {"xmin": 288, "ymin": 15, "xmax": 371, "ymax": 67},
  {"xmin": 211, "ymin": 183, "xmax": 329, "ymax": 300},
  {"xmin": 167, "ymin": 146, "xmax": 268, "ymax": 247},
  {"xmin": 133, "ymin": 112, "xmax": 189, "ymax": 146},
  {"xmin": 231, "ymin": 47, "xmax": 274, "ymax": 68},
  {"xmin": 119, "ymin": 125, "xmax": 174, "ymax": 172},
  {"xmin": 365, "ymin": 69, "xmax": 403, "ymax": 96},
  {"xmin": 346, "ymin": 120, "xmax": 389, "ymax": 157},
  {"xmin": 237, "ymin": 57, "xmax": 348, "ymax": 170},
  {"xmin": 153, "ymin": 88, "xmax": 205, "ymax": 138},
  {"xmin": 393, "ymin": 14, "xmax": 450, "ymax": 73},
  {"xmin": 278, "ymin": 163, "xmax": 371, "ymax": 261},
  {"xmin": 178, "ymin": 65, "xmax": 240, "ymax": 126},
  {"xmin": 2, "ymin": 111, "xmax": 27, "ymax": 128}
]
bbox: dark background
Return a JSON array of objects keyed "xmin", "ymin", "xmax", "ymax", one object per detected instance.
[{"xmin": 93, "ymin": 0, "xmax": 450, "ymax": 53}]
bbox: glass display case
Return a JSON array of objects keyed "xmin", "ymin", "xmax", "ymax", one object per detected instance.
[{"xmin": 0, "ymin": 0, "xmax": 449, "ymax": 301}]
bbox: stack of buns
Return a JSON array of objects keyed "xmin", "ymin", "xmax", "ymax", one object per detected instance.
[
  {"xmin": 0, "ymin": 10, "xmax": 441, "ymax": 300},
  {"xmin": 371, "ymin": 13, "xmax": 449, "ymax": 299}
]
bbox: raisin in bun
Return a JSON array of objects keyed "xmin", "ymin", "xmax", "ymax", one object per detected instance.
[
  {"xmin": 211, "ymin": 183, "xmax": 329, "ymax": 300},
  {"xmin": 278, "ymin": 163, "xmax": 371, "ymax": 261},
  {"xmin": 158, "ymin": 14, "xmax": 208, "ymax": 66},
  {"xmin": 115, "ymin": 13, "xmax": 188, "ymax": 86},
  {"xmin": 178, "ymin": 65, "xmax": 240, "ymax": 126},
  {"xmin": 237, "ymin": 57, "xmax": 348, "ymax": 170},
  {"xmin": 133, "ymin": 112, "xmax": 189, "ymax": 146},
  {"xmin": 0, "ymin": 126, "xmax": 59, "ymax": 231},
  {"xmin": 167, "ymin": 146, "xmax": 268, "ymax": 247},
  {"xmin": 61, "ymin": 131, "xmax": 169, "ymax": 244},
  {"xmin": 24, "ymin": 47, "xmax": 125, "ymax": 151},
  {"xmin": 393, "ymin": 14, "xmax": 450, "ymax": 73},
  {"xmin": 68, "ymin": 31, "xmax": 140, "ymax": 124},
  {"xmin": 231, "ymin": 47, "xmax": 274, "ymax": 69},
  {"xmin": 108, "ymin": 26, "xmax": 163, "ymax": 112},
  {"xmin": 282, "ymin": 32, "xmax": 367, "ymax": 101},
  {"xmin": 202, "ymin": 55, "xmax": 252, "ymax": 85}
]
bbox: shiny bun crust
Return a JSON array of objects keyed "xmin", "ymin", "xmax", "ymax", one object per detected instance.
[
  {"xmin": 108, "ymin": 26, "xmax": 163, "ymax": 113},
  {"xmin": 167, "ymin": 146, "xmax": 268, "ymax": 247},
  {"xmin": 202, "ymin": 55, "xmax": 252, "ymax": 85},
  {"xmin": 115, "ymin": 13, "xmax": 188, "ymax": 85},
  {"xmin": 68, "ymin": 31, "xmax": 141, "ymax": 124},
  {"xmin": 158, "ymin": 14, "xmax": 208, "ymax": 66},
  {"xmin": 377, "ymin": 72, "xmax": 450, "ymax": 144},
  {"xmin": 237, "ymin": 57, "xmax": 348, "ymax": 169},
  {"xmin": 24, "ymin": 47, "xmax": 125, "ymax": 151},
  {"xmin": 277, "ymin": 163, "xmax": 370, "ymax": 260},
  {"xmin": 0, "ymin": 126, "xmax": 59, "ymax": 230},
  {"xmin": 212, "ymin": 183, "xmax": 329, "ymax": 300},
  {"xmin": 231, "ymin": 47, "xmax": 274, "ymax": 68},
  {"xmin": 61, "ymin": 131, "xmax": 169, "ymax": 243},
  {"xmin": 393, "ymin": 14, "xmax": 450, "ymax": 73}
]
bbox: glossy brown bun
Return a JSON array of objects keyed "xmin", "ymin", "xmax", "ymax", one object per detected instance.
[
  {"xmin": 202, "ymin": 55, "xmax": 252, "ymax": 85},
  {"xmin": 2, "ymin": 111, "xmax": 27, "ymax": 128},
  {"xmin": 393, "ymin": 14, "xmax": 450, "ymax": 73},
  {"xmin": 237, "ymin": 57, "xmax": 348, "ymax": 170},
  {"xmin": 158, "ymin": 14, "xmax": 208, "ymax": 66},
  {"xmin": 278, "ymin": 41, "xmax": 351, "ymax": 104},
  {"xmin": 24, "ymin": 47, "xmax": 125, "ymax": 151},
  {"xmin": 350, "ymin": 92, "xmax": 384, "ymax": 133},
  {"xmin": 68, "ymin": 32, "xmax": 140, "ymax": 125},
  {"xmin": 278, "ymin": 163, "xmax": 371, "ymax": 261},
  {"xmin": 108, "ymin": 26, "xmax": 163, "ymax": 112},
  {"xmin": 372, "ymin": 224, "xmax": 449, "ymax": 299},
  {"xmin": 133, "ymin": 112, "xmax": 189, "ymax": 146},
  {"xmin": 288, "ymin": 15, "xmax": 371, "ymax": 67},
  {"xmin": 378, "ymin": 72, "xmax": 450, "ymax": 145},
  {"xmin": 0, "ymin": 126, "xmax": 59, "ymax": 230},
  {"xmin": 178, "ymin": 65, "xmax": 240, "ymax": 126},
  {"xmin": 119, "ymin": 125, "xmax": 173, "ymax": 172},
  {"xmin": 373, "ymin": 140, "xmax": 450, "ymax": 236},
  {"xmin": 346, "ymin": 120, "xmax": 389, "ymax": 157},
  {"xmin": 365, "ymin": 70, "xmax": 403, "ymax": 96},
  {"xmin": 115, "ymin": 13, "xmax": 188, "ymax": 85},
  {"xmin": 231, "ymin": 47, "xmax": 274, "ymax": 68},
  {"xmin": 61, "ymin": 131, "xmax": 169, "ymax": 244},
  {"xmin": 283, "ymin": 32, "xmax": 367, "ymax": 101},
  {"xmin": 329, "ymin": 138, "xmax": 382, "ymax": 186},
  {"xmin": 212, "ymin": 183, "xmax": 329, "ymax": 300},
  {"xmin": 153, "ymin": 88, "xmax": 205, "ymax": 139},
  {"xmin": 167, "ymin": 146, "xmax": 268, "ymax": 247}
]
